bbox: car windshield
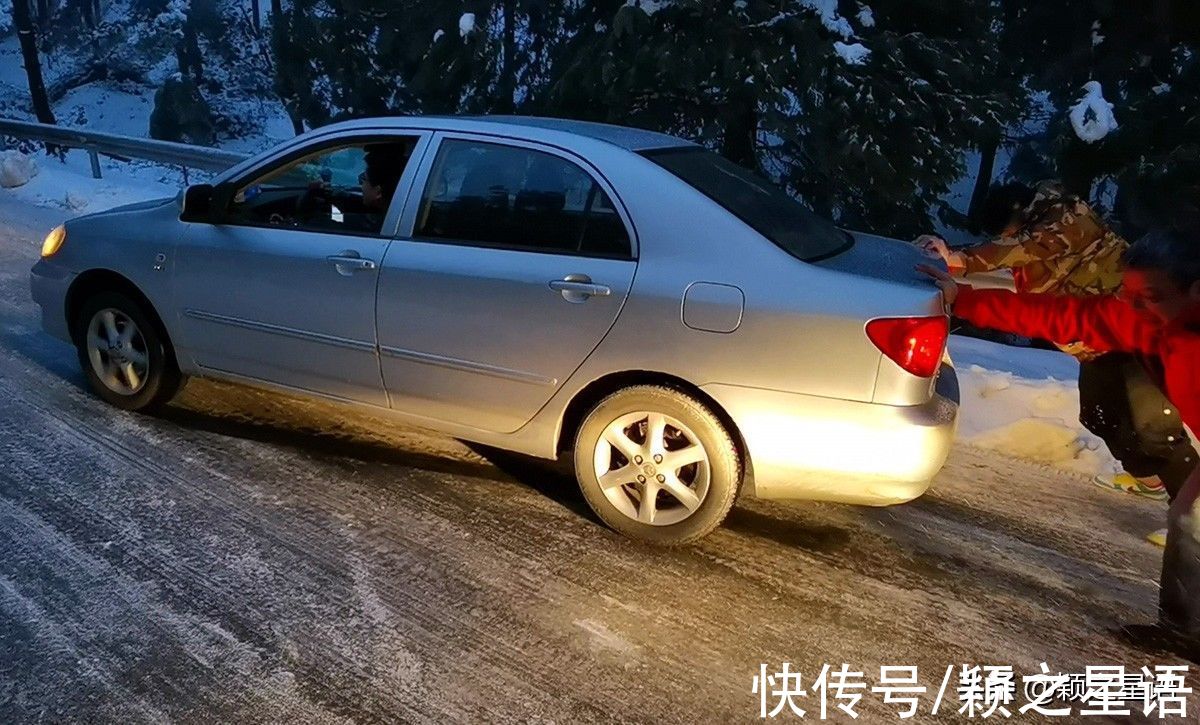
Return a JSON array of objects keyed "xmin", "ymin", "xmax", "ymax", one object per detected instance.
[{"xmin": 641, "ymin": 147, "xmax": 852, "ymax": 262}]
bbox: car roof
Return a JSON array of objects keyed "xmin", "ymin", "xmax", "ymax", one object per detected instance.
[{"xmin": 320, "ymin": 115, "xmax": 697, "ymax": 153}]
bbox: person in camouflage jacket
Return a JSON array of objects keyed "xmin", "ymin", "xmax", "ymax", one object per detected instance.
[
  {"xmin": 920, "ymin": 181, "xmax": 1197, "ymax": 516},
  {"xmin": 923, "ymin": 180, "xmax": 1125, "ymax": 358}
]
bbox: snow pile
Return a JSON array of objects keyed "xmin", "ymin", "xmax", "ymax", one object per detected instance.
[
  {"xmin": 950, "ymin": 335, "xmax": 1117, "ymax": 477},
  {"xmin": 833, "ymin": 41, "xmax": 871, "ymax": 65},
  {"xmin": 458, "ymin": 12, "xmax": 476, "ymax": 38},
  {"xmin": 1069, "ymin": 81, "xmax": 1118, "ymax": 144},
  {"xmin": 801, "ymin": 0, "xmax": 854, "ymax": 39},
  {"xmin": 0, "ymin": 150, "xmax": 37, "ymax": 188}
]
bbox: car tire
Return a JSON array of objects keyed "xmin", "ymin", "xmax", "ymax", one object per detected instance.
[
  {"xmin": 74, "ymin": 291, "xmax": 184, "ymax": 412},
  {"xmin": 573, "ymin": 385, "xmax": 742, "ymax": 545}
]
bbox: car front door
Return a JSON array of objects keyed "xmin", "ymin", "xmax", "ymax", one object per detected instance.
[
  {"xmin": 376, "ymin": 134, "xmax": 637, "ymax": 433},
  {"xmin": 173, "ymin": 131, "xmax": 431, "ymax": 406}
]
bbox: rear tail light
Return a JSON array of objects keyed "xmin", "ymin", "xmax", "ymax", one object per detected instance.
[{"xmin": 866, "ymin": 316, "xmax": 948, "ymax": 378}]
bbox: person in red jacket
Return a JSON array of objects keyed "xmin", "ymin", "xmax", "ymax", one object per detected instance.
[{"xmin": 920, "ymin": 227, "xmax": 1200, "ymax": 655}]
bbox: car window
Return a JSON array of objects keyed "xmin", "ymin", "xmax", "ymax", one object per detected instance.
[
  {"xmin": 641, "ymin": 147, "xmax": 852, "ymax": 262},
  {"xmin": 225, "ymin": 138, "xmax": 417, "ymax": 236},
  {"xmin": 414, "ymin": 139, "xmax": 632, "ymax": 258}
]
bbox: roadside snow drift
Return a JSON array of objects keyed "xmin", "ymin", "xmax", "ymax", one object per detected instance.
[{"xmin": 950, "ymin": 335, "xmax": 1116, "ymax": 477}]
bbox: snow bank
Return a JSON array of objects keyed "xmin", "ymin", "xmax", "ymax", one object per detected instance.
[
  {"xmin": 0, "ymin": 150, "xmax": 38, "ymax": 188},
  {"xmin": 833, "ymin": 41, "xmax": 871, "ymax": 65},
  {"xmin": 0, "ymin": 148, "xmax": 185, "ymax": 213},
  {"xmin": 1069, "ymin": 81, "xmax": 1118, "ymax": 144},
  {"xmin": 950, "ymin": 335, "xmax": 1116, "ymax": 477}
]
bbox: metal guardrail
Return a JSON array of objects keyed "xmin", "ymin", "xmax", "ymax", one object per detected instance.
[{"xmin": 0, "ymin": 118, "xmax": 249, "ymax": 181}]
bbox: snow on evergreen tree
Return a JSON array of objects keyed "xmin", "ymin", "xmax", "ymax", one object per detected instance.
[
  {"xmin": 543, "ymin": 0, "xmax": 1025, "ymax": 236},
  {"xmin": 1069, "ymin": 81, "xmax": 1116, "ymax": 144}
]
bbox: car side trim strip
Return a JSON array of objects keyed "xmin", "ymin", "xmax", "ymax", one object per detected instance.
[
  {"xmin": 378, "ymin": 345, "xmax": 557, "ymax": 387},
  {"xmin": 182, "ymin": 308, "xmax": 377, "ymax": 353}
]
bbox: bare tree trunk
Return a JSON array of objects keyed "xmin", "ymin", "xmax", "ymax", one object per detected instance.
[
  {"xmin": 35, "ymin": 0, "xmax": 48, "ymax": 26},
  {"xmin": 11, "ymin": 0, "xmax": 57, "ymax": 126},
  {"xmin": 721, "ymin": 89, "xmax": 758, "ymax": 170},
  {"xmin": 967, "ymin": 136, "xmax": 999, "ymax": 231},
  {"xmin": 251, "ymin": 0, "xmax": 260, "ymax": 33},
  {"xmin": 272, "ymin": 0, "xmax": 305, "ymax": 136},
  {"xmin": 184, "ymin": 20, "xmax": 203, "ymax": 84},
  {"xmin": 499, "ymin": 0, "xmax": 516, "ymax": 113}
]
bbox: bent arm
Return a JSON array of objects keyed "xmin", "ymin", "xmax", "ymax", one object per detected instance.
[
  {"xmin": 959, "ymin": 236, "xmax": 1035, "ymax": 275},
  {"xmin": 953, "ymin": 287, "xmax": 1157, "ymax": 354}
]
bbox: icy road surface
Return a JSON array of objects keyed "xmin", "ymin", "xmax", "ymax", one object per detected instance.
[{"xmin": 0, "ymin": 194, "xmax": 1192, "ymax": 722}]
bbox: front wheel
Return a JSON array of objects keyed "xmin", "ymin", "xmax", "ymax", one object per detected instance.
[
  {"xmin": 573, "ymin": 385, "xmax": 742, "ymax": 545},
  {"xmin": 75, "ymin": 291, "xmax": 184, "ymax": 412}
]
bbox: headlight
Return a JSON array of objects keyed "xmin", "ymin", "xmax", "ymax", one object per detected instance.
[{"xmin": 41, "ymin": 225, "xmax": 66, "ymax": 258}]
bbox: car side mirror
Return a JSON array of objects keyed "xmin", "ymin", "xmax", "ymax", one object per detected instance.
[{"xmin": 180, "ymin": 184, "xmax": 214, "ymax": 222}]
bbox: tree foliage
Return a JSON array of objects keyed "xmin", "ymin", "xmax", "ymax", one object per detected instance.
[{"xmin": 20, "ymin": 0, "xmax": 1200, "ymax": 239}]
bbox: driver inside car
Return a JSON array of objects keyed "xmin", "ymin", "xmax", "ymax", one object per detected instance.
[
  {"xmin": 342, "ymin": 144, "xmax": 409, "ymax": 233},
  {"xmin": 288, "ymin": 142, "xmax": 411, "ymax": 234}
]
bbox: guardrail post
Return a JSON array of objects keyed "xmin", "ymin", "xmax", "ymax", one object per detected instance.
[
  {"xmin": 182, "ymin": 165, "xmax": 189, "ymax": 185},
  {"xmin": 87, "ymin": 148, "xmax": 101, "ymax": 179}
]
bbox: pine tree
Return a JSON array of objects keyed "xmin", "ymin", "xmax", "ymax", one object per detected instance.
[
  {"xmin": 997, "ymin": 0, "xmax": 1200, "ymax": 211},
  {"xmin": 542, "ymin": 0, "xmax": 1024, "ymax": 238}
]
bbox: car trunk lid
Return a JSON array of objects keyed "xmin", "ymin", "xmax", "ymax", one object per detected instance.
[{"xmin": 813, "ymin": 231, "xmax": 946, "ymax": 290}]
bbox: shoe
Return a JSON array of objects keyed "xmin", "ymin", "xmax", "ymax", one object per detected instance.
[
  {"xmin": 1093, "ymin": 472, "xmax": 1169, "ymax": 501},
  {"xmin": 1113, "ymin": 623, "xmax": 1200, "ymax": 664},
  {"xmin": 1147, "ymin": 528, "xmax": 1168, "ymax": 547}
]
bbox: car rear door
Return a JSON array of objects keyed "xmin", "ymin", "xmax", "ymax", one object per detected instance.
[{"xmin": 376, "ymin": 133, "xmax": 637, "ymax": 433}]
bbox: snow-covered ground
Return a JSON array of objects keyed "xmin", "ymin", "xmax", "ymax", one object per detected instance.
[{"xmin": 0, "ymin": 147, "xmax": 190, "ymax": 213}]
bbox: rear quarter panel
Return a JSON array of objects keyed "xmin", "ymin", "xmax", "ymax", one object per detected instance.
[{"xmin": 544, "ymin": 148, "xmax": 942, "ymax": 404}]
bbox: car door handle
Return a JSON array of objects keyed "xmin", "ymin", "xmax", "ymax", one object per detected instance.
[
  {"xmin": 326, "ymin": 254, "xmax": 377, "ymax": 275},
  {"xmin": 549, "ymin": 275, "xmax": 611, "ymax": 302}
]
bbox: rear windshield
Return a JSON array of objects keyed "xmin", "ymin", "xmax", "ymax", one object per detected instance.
[{"xmin": 642, "ymin": 147, "xmax": 852, "ymax": 261}]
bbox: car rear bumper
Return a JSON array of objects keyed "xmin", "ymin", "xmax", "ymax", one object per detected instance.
[
  {"xmin": 30, "ymin": 259, "xmax": 75, "ymax": 343},
  {"xmin": 702, "ymin": 364, "xmax": 960, "ymax": 505}
]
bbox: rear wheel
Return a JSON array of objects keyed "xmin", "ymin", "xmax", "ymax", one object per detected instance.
[
  {"xmin": 573, "ymin": 385, "xmax": 741, "ymax": 545},
  {"xmin": 74, "ymin": 291, "xmax": 184, "ymax": 412}
]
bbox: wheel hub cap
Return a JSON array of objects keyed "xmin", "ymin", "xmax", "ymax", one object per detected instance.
[
  {"xmin": 85, "ymin": 308, "xmax": 149, "ymax": 396},
  {"xmin": 592, "ymin": 411, "xmax": 712, "ymax": 527}
]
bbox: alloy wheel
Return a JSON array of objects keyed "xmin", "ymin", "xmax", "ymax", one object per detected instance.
[
  {"xmin": 592, "ymin": 411, "xmax": 711, "ymax": 526},
  {"xmin": 85, "ymin": 308, "xmax": 149, "ymax": 396}
]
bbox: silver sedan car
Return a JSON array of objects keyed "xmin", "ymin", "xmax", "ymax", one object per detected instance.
[{"xmin": 30, "ymin": 116, "xmax": 959, "ymax": 544}]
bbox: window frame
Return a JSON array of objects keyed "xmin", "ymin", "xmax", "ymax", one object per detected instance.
[
  {"xmin": 398, "ymin": 131, "xmax": 638, "ymax": 260},
  {"xmin": 215, "ymin": 130, "xmax": 433, "ymax": 239}
]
